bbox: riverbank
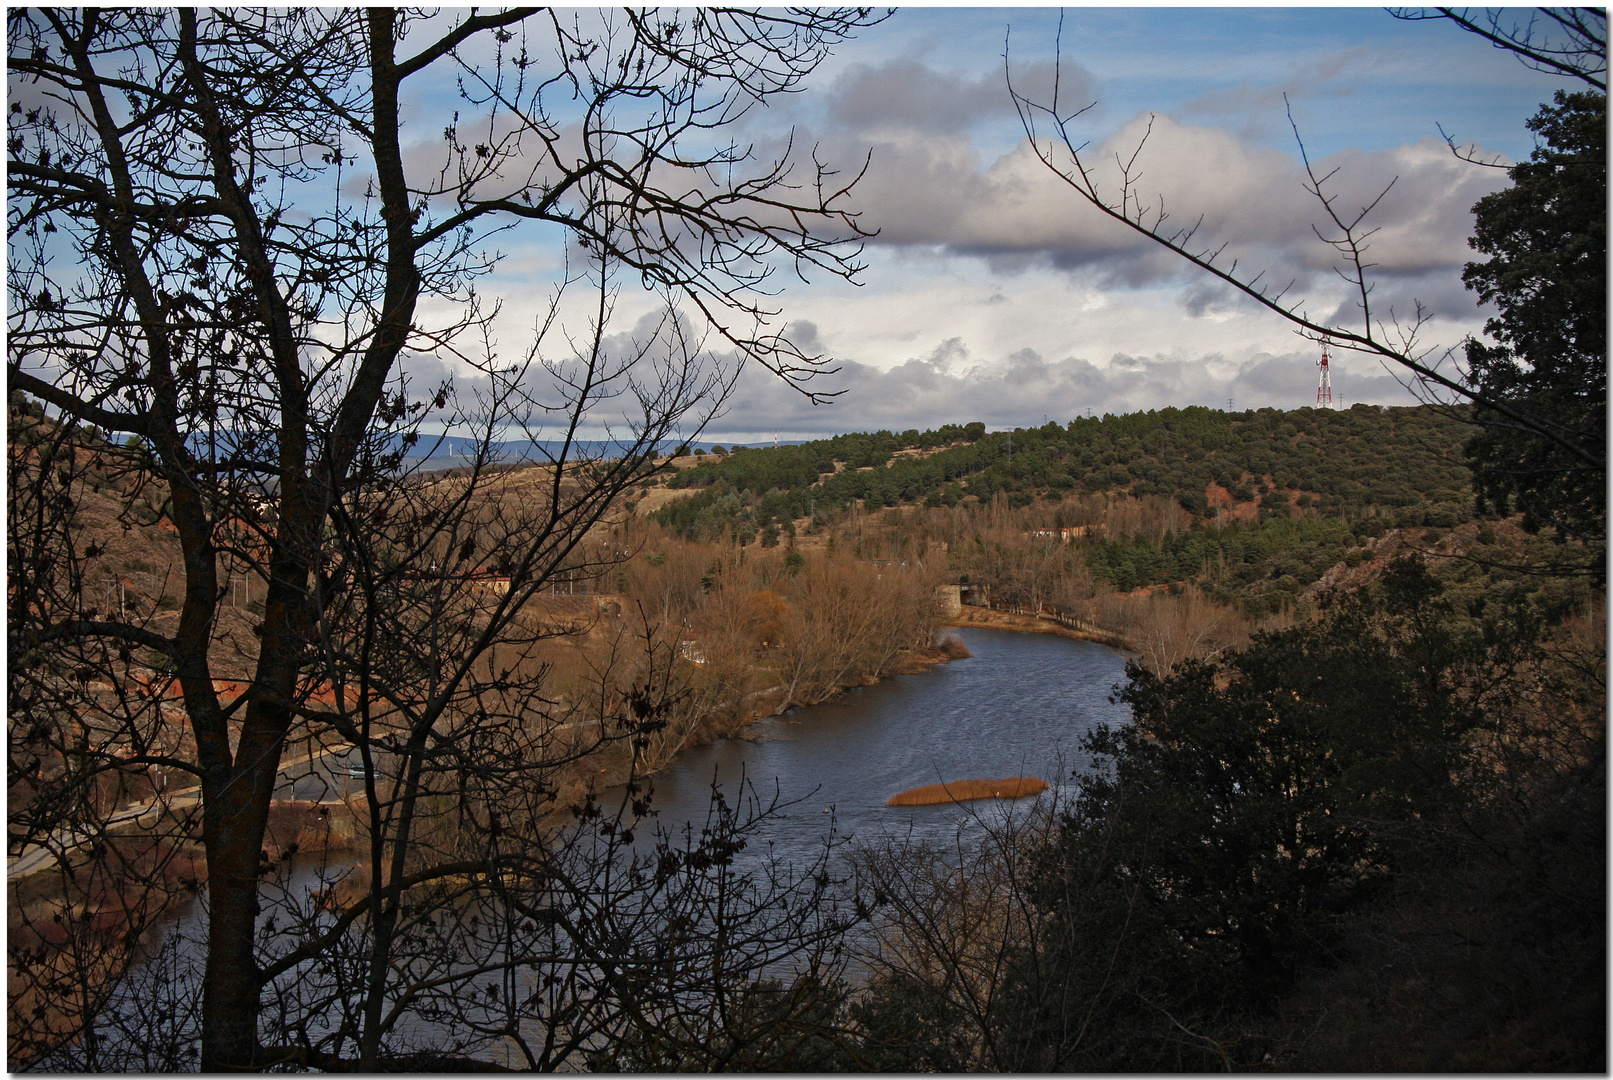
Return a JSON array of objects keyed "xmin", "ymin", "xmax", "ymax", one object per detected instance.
[
  {"xmin": 545, "ymin": 638, "xmax": 973, "ymax": 813},
  {"xmin": 946, "ymin": 605, "xmax": 1131, "ymax": 651},
  {"xmin": 8, "ymin": 630, "xmax": 971, "ymax": 1062},
  {"xmin": 618, "ymin": 625, "xmax": 1132, "ymax": 871}
]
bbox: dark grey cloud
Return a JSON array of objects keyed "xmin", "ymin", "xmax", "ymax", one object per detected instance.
[
  {"xmin": 1181, "ymin": 281, "xmax": 1250, "ymax": 319},
  {"xmin": 783, "ymin": 319, "xmax": 823, "ymax": 353},
  {"xmin": 826, "ymin": 56, "xmax": 1092, "ymax": 135},
  {"xmin": 828, "ymin": 59, "xmax": 1006, "ymax": 133},
  {"xmin": 802, "ymin": 105, "xmax": 1509, "ymax": 335}
]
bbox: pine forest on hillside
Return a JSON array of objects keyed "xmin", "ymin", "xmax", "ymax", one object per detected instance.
[
  {"xmin": 656, "ymin": 404, "xmax": 1474, "ymax": 530},
  {"xmin": 645, "ymin": 404, "xmax": 1511, "ymax": 618}
]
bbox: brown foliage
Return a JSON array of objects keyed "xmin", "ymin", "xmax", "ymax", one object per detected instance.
[
  {"xmin": 1100, "ymin": 583, "xmax": 1252, "ymax": 674},
  {"xmin": 886, "ymin": 777, "xmax": 1049, "ymax": 807},
  {"xmin": 616, "ymin": 538, "xmax": 947, "ymax": 758}
]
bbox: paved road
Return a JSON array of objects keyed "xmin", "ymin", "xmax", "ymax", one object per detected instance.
[
  {"xmin": 7, "ymin": 722, "xmax": 606, "ymax": 882},
  {"xmin": 6, "ymin": 792, "xmax": 205, "ymax": 881},
  {"xmin": 7, "ymin": 742, "xmax": 354, "ymax": 882}
]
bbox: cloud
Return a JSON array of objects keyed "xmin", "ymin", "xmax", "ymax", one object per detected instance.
[
  {"xmin": 704, "ymin": 338, "xmax": 1423, "ymax": 439},
  {"xmin": 797, "ymin": 101, "xmax": 1509, "ymax": 340},
  {"xmin": 382, "ymin": 42, "xmax": 1510, "ymax": 443},
  {"xmin": 826, "ymin": 56, "xmax": 1092, "ymax": 135},
  {"xmin": 395, "ymin": 304, "xmax": 743, "ymax": 440},
  {"xmin": 1176, "ymin": 46, "xmax": 1370, "ymax": 139},
  {"xmin": 1177, "ymin": 280, "xmax": 1306, "ymax": 322},
  {"xmin": 783, "ymin": 319, "xmax": 822, "ymax": 353},
  {"xmin": 827, "ymin": 59, "xmax": 1005, "ymax": 133}
]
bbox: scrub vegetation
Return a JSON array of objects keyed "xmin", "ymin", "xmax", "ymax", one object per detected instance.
[{"xmin": 656, "ymin": 404, "xmax": 1475, "ymax": 535}]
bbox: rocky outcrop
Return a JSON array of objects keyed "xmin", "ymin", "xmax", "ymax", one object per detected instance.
[{"xmin": 1303, "ymin": 521, "xmax": 1519, "ymax": 603}]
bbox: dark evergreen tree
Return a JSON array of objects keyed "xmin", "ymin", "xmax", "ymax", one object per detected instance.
[
  {"xmin": 1003, "ymin": 563, "xmax": 1503, "ymax": 1069},
  {"xmin": 1462, "ymin": 90, "xmax": 1606, "ymax": 564}
]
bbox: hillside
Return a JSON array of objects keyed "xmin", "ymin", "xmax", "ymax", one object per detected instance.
[
  {"xmin": 653, "ymin": 404, "xmax": 1475, "ymax": 542},
  {"xmin": 8, "ymin": 397, "xmax": 265, "ymax": 679}
]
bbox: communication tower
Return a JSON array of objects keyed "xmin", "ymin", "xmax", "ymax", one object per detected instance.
[{"xmin": 1316, "ymin": 338, "xmax": 1333, "ymax": 407}]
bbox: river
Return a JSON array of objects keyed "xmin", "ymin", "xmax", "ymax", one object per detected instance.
[
  {"xmin": 623, "ymin": 627, "xmax": 1132, "ymax": 870},
  {"xmin": 36, "ymin": 627, "xmax": 1130, "ymax": 1069}
]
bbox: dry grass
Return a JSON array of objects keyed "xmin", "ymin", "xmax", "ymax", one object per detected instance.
[
  {"xmin": 887, "ymin": 777, "xmax": 1048, "ymax": 807},
  {"xmin": 630, "ymin": 484, "xmax": 702, "ymax": 516}
]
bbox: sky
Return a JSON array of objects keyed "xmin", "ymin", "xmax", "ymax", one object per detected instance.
[
  {"xmin": 16, "ymin": 8, "xmax": 1568, "ymax": 447},
  {"xmin": 447, "ymin": 6, "xmax": 1571, "ymax": 443},
  {"xmin": 664, "ymin": 6, "xmax": 1562, "ymax": 441}
]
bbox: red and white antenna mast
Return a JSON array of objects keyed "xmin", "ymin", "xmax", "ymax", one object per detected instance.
[{"xmin": 1316, "ymin": 338, "xmax": 1333, "ymax": 407}]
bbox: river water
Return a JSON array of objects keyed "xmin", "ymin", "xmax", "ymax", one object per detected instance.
[
  {"xmin": 39, "ymin": 627, "xmax": 1129, "ymax": 1069},
  {"xmin": 625, "ymin": 627, "xmax": 1132, "ymax": 870}
]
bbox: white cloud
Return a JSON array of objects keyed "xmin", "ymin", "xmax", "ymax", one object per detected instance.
[
  {"xmin": 705, "ymin": 337, "xmax": 1423, "ymax": 440},
  {"xmin": 391, "ymin": 26, "xmax": 1524, "ymax": 444}
]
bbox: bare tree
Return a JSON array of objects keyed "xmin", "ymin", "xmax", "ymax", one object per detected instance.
[
  {"xmin": 25, "ymin": 761, "xmax": 864, "ymax": 1072},
  {"xmin": 777, "ymin": 551, "xmax": 940, "ymax": 698},
  {"xmin": 7, "ymin": 7, "xmax": 885, "ymax": 1069},
  {"xmin": 947, "ymin": 500, "xmax": 1094, "ymax": 617},
  {"xmin": 849, "ymin": 790, "xmax": 1070, "ymax": 1071},
  {"xmin": 1392, "ymin": 7, "xmax": 1605, "ymax": 90},
  {"xmin": 1123, "ymin": 585, "xmax": 1250, "ymax": 676}
]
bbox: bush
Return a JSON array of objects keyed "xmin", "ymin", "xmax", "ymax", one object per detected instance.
[{"xmin": 999, "ymin": 561, "xmax": 1597, "ymax": 1068}]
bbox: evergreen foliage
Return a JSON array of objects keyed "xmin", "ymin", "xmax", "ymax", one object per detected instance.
[
  {"xmin": 1462, "ymin": 90, "xmax": 1607, "ymax": 558},
  {"xmin": 1087, "ymin": 516, "xmax": 1356, "ymax": 594},
  {"xmin": 656, "ymin": 404, "xmax": 1474, "ymax": 539},
  {"xmin": 991, "ymin": 561, "xmax": 1605, "ymax": 1070},
  {"xmin": 846, "ymin": 562, "xmax": 1605, "ymax": 1071}
]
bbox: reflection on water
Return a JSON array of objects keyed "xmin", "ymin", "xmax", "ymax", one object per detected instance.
[{"xmin": 625, "ymin": 627, "xmax": 1131, "ymax": 869}]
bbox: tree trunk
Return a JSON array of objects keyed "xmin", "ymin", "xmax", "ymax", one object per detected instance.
[
  {"xmin": 195, "ymin": 509, "xmax": 314, "ymax": 1067},
  {"xmin": 197, "ymin": 699, "xmax": 294, "ymax": 1068},
  {"xmin": 199, "ymin": 823, "xmax": 268, "ymax": 1069}
]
